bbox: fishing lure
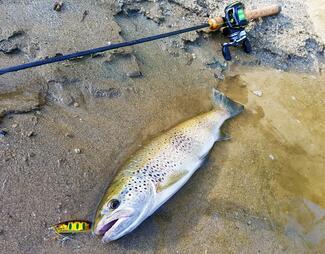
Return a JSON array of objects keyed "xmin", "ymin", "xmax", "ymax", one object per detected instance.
[{"xmin": 51, "ymin": 220, "xmax": 91, "ymax": 235}]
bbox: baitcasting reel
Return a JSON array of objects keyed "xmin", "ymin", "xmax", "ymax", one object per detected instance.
[{"xmin": 220, "ymin": 2, "xmax": 252, "ymax": 61}]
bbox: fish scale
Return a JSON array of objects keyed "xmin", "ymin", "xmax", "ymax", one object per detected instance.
[
  {"xmin": 93, "ymin": 89, "xmax": 244, "ymax": 242},
  {"xmin": 124, "ymin": 114, "xmax": 218, "ymax": 185}
]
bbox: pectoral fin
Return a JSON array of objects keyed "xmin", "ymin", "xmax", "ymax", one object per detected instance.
[{"xmin": 156, "ymin": 170, "xmax": 188, "ymax": 193}]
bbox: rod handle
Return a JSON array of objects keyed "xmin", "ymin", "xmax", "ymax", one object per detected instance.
[
  {"xmin": 208, "ymin": 5, "xmax": 282, "ymax": 30},
  {"xmin": 246, "ymin": 5, "xmax": 282, "ymax": 20}
]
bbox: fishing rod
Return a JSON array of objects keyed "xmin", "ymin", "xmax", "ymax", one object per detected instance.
[{"xmin": 0, "ymin": 2, "xmax": 281, "ymax": 76}]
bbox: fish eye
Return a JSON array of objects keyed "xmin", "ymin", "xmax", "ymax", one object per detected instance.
[{"xmin": 109, "ymin": 199, "xmax": 120, "ymax": 210}]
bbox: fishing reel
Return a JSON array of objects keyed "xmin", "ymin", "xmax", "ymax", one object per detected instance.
[{"xmin": 220, "ymin": 2, "xmax": 252, "ymax": 61}]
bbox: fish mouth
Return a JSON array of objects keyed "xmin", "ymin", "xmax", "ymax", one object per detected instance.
[
  {"xmin": 93, "ymin": 208, "xmax": 136, "ymax": 242},
  {"xmin": 97, "ymin": 217, "xmax": 129, "ymax": 242},
  {"xmin": 97, "ymin": 219, "xmax": 119, "ymax": 235}
]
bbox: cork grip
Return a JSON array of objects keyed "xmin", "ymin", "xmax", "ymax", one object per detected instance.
[
  {"xmin": 245, "ymin": 5, "xmax": 282, "ymax": 20},
  {"xmin": 208, "ymin": 5, "xmax": 282, "ymax": 30}
]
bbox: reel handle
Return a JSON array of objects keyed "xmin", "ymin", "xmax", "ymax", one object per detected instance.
[{"xmin": 208, "ymin": 4, "xmax": 282, "ymax": 30}]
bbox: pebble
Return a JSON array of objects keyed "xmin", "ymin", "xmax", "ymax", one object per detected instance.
[
  {"xmin": 56, "ymin": 202, "xmax": 62, "ymax": 210},
  {"xmin": 252, "ymin": 90, "xmax": 263, "ymax": 97},
  {"xmin": 74, "ymin": 148, "xmax": 81, "ymax": 154},
  {"xmin": 53, "ymin": 2, "xmax": 63, "ymax": 12},
  {"xmin": 65, "ymin": 133, "xmax": 73, "ymax": 138},
  {"xmin": 247, "ymin": 220, "xmax": 252, "ymax": 225},
  {"xmin": 57, "ymin": 159, "xmax": 63, "ymax": 167},
  {"xmin": 127, "ymin": 71, "xmax": 142, "ymax": 78},
  {"xmin": 73, "ymin": 102, "xmax": 80, "ymax": 108},
  {"xmin": 12, "ymin": 124, "xmax": 18, "ymax": 128},
  {"xmin": 269, "ymin": 154, "xmax": 275, "ymax": 160},
  {"xmin": 31, "ymin": 116, "xmax": 38, "ymax": 125},
  {"xmin": 0, "ymin": 130, "xmax": 8, "ymax": 137},
  {"xmin": 81, "ymin": 10, "xmax": 89, "ymax": 22},
  {"xmin": 27, "ymin": 131, "xmax": 35, "ymax": 137}
]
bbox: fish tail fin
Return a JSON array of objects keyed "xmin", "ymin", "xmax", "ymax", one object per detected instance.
[{"xmin": 212, "ymin": 88, "xmax": 244, "ymax": 118}]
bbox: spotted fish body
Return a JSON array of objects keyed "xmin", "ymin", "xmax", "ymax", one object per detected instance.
[{"xmin": 93, "ymin": 89, "xmax": 244, "ymax": 242}]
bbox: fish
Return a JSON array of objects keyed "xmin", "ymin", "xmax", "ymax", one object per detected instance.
[{"xmin": 93, "ymin": 89, "xmax": 244, "ymax": 242}]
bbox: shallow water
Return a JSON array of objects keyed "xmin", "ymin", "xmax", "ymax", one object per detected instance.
[{"xmin": 217, "ymin": 67, "xmax": 325, "ymax": 252}]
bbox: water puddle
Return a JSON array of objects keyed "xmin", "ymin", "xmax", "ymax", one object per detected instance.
[{"xmin": 215, "ymin": 66, "xmax": 325, "ymax": 252}]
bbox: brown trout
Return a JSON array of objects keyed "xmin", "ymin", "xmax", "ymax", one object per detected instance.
[{"xmin": 93, "ymin": 89, "xmax": 244, "ymax": 242}]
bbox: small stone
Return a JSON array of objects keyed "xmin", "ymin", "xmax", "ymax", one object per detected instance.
[
  {"xmin": 127, "ymin": 71, "xmax": 142, "ymax": 78},
  {"xmin": 247, "ymin": 220, "xmax": 252, "ymax": 225},
  {"xmin": 27, "ymin": 131, "xmax": 35, "ymax": 137},
  {"xmin": 65, "ymin": 133, "xmax": 73, "ymax": 138},
  {"xmin": 73, "ymin": 102, "xmax": 80, "ymax": 108},
  {"xmin": 12, "ymin": 124, "xmax": 18, "ymax": 128},
  {"xmin": 0, "ymin": 130, "xmax": 8, "ymax": 137},
  {"xmin": 269, "ymin": 154, "xmax": 275, "ymax": 160},
  {"xmin": 31, "ymin": 116, "xmax": 38, "ymax": 126},
  {"xmin": 191, "ymin": 53, "xmax": 196, "ymax": 59},
  {"xmin": 56, "ymin": 202, "xmax": 62, "ymax": 210},
  {"xmin": 74, "ymin": 148, "xmax": 81, "ymax": 154},
  {"xmin": 252, "ymin": 90, "xmax": 263, "ymax": 97},
  {"xmin": 53, "ymin": 2, "xmax": 63, "ymax": 12},
  {"xmin": 57, "ymin": 159, "xmax": 63, "ymax": 167},
  {"xmin": 81, "ymin": 10, "xmax": 89, "ymax": 22}
]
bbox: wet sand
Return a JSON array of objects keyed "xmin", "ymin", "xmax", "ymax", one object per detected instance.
[
  {"xmin": 0, "ymin": 1, "xmax": 325, "ymax": 253},
  {"xmin": 1, "ymin": 64, "xmax": 324, "ymax": 253}
]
